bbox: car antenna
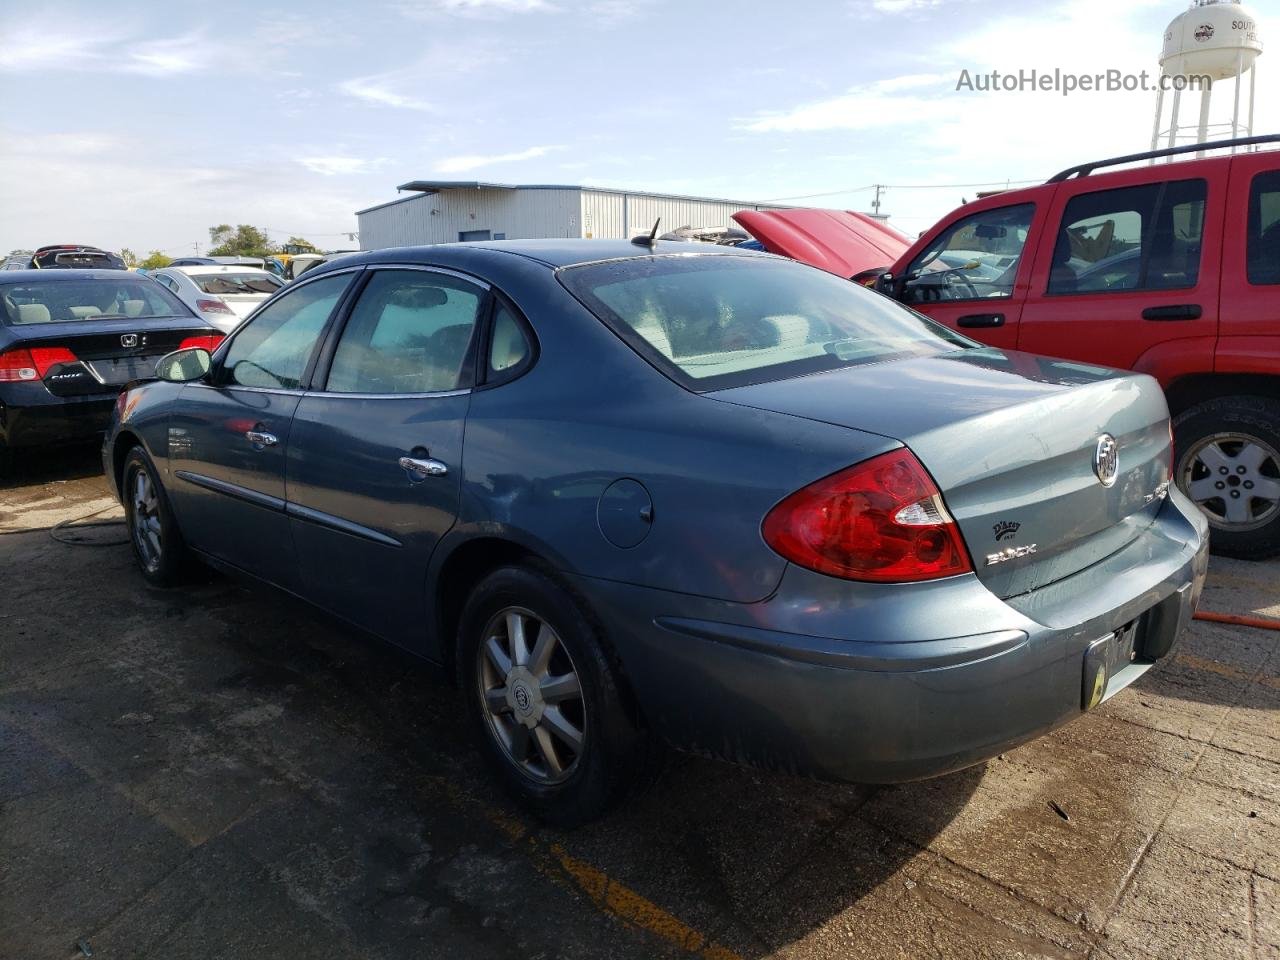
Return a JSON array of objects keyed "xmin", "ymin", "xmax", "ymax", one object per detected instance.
[{"xmin": 631, "ymin": 218, "xmax": 661, "ymax": 248}]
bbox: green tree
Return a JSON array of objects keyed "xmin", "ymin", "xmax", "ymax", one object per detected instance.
[
  {"xmin": 120, "ymin": 248, "xmax": 139, "ymax": 267},
  {"xmin": 139, "ymin": 250, "xmax": 172, "ymax": 270},
  {"xmin": 208, "ymin": 224, "xmax": 277, "ymax": 257}
]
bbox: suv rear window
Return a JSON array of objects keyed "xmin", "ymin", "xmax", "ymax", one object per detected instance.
[
  {"xmin": 0, "ymin": 278, "xmax": 192, "ymax": 324},
  {"xmin": 1248, "ymin": 170, "xmax": 1280, "ymax": 286},
  {"xmin": 32, "ymin": 250, "xmax": 125, "ymax": 270},
  {"xmin": 1048, "ymin": 178, "xmax": 1207, "ymax": 295},
  {"xmin": 560, "ymin": 254, "xmax": 973, "ymax": 391}
]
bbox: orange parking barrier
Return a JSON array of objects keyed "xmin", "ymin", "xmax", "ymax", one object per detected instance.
[{"xmin": 1194, "ymin": 610, "xmax": 1280, "ymax": 631}]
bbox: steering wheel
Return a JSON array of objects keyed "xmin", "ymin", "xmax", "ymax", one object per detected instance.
[{"xmin": 909, "ymin": 267, "xmax": 980, "ymax": 302}]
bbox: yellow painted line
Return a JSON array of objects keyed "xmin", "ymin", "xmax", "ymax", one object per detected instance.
[{"xmin": 425, "ymin": 775, "xmax": 744, "ymax": 959}]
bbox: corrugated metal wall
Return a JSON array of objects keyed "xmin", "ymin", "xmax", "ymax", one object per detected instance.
[
  {"xmin": 358, "ymin": 189, "xmax": 582, "ymax": 250},
  {"xmin": 580, "ymin": 190, "xmax": 788, "ymax": 239},
  {"xmin": 358, "ymin": 187, "xmax": 790, "ymax": 249}
]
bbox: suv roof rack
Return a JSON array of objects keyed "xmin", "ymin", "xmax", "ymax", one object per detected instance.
[{"xmin": 1047, "ymin": 133, "xmax": 1280, "ymax": 183}]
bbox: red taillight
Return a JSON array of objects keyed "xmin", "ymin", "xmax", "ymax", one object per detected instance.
[
  {"xmin": 179, "ymin": 334, "xmax": 225, "ymax": 352},
  {"xmin": 195, "ymin": 298, "xmax": 235, "ymax": 315},
  {"xmin": 762, "ymin": 448, "xmax": 973, "ymax": 583},
  {"xmin": 0, "ymin": 346, "xmax": 78, "ymax": 382}
]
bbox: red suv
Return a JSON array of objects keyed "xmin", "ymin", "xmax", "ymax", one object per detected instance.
[{"xmin": 738, "ymin": 135, "xmax": 1280, "ymax": 559}]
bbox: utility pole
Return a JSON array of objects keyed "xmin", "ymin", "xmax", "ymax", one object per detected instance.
[
  {"xmin": 193, "ymin": 242, "xmax": 200, "ymax": 256},
  {"xmin": 871, "ymin": 184, "xmax": 886, "ymax": 218}
]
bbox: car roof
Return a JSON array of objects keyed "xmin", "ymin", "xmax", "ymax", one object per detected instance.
[
  {"xmin": 167, "ymin": 265, "xmax": 277, "ymax": 276},
  {"xmin": 321, "ymin": 239, "xmax": 770, "ymax": 274},
  {"xmin": 0, "ymin": 269, "xmax": 144, "ymax": 282}
]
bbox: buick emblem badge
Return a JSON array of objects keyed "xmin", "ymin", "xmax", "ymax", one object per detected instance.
[
  {"xmin": 1094, "ymin": 434, "xmax": 1119, "ymax": 487},
  {"xmin": 120, "ymin": 333, "xmax": 139, "ymax": 348}
]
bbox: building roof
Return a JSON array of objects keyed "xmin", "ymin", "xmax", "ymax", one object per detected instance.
[{"xmin": 354, "ymin": 181, "xmax": 791, "ymax": 216}]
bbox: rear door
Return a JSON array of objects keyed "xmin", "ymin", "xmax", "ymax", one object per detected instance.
[
  {"xmin": 894, "ymin": 202, "xmax": 1044, "ymax": 350},
  {"xmin": 1218, "ymin": 153, "xmax": 1280, "ymax": 372},
  {"xmin": 166, "ymin": 270, "xmax": 357, "ymax": 586},
  {"xmin": 1015, "ymin": 167, "xmax": 1223, "ymax": 374},
  {"xmin": 285, "ymin": 267, "xmax": 490, "ymax": 649}
]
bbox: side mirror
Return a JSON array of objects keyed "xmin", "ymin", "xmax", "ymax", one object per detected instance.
[{"xmin": 156, "ymin": 347, "xmax": 211, "ymax": 383}]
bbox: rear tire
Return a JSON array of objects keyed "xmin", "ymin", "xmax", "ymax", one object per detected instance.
[
  {"xmin": 122, "ymin": 446, "xmax": 191, "ymax": 586},
  {"xmin": 457, "ymin": 564, "xmax": 656, "ymax": 826},
  {"xmin": 1173, "ymin": 396, "xmax": 1280, "ymax": 560}
]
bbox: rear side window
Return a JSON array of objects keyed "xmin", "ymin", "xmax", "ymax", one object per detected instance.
[
  {"xmin": 1248, "ymin": 170, "xmax": 1280, "ymax": 286},
  {"xmin": 221, "ymin": 273, "xmax": 350, "ymax": 389},
  {"xmin": 1048, "ymin": 178, "xmax": 1207, "ymax": 295},
  {"xmin": 488, "ymin": 302, "xmax": 530, "ymax": 377},
  {"xmin": 561, "ymin": 255, "xmax": 973, "ymax": 391},
  {"xmin": 326, "ymin": 270, "xmax": 483, "ymax": 394}
]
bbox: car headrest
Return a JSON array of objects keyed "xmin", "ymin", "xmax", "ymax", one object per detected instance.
[
  {"xmin": 17, "ymin": 303, "xmax": 50, "ymax": 323},
  {"xmin": 121, "ymin": 299, "xmax": 146, "ymax": 317},
  {"xmin": 387, "ymin": 286, "xmax": 448, "ymax": 309}
]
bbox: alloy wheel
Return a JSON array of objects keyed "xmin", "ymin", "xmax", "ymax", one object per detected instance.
[
  {"xmin": 131, "ymin": 469, "xmax": 163, "ymax": 572},
  {"xmin": 476, "ymin": 606, "xmax": 586, "ymax": 785},
  {"xmin": 1180, "ymin": 433, "xmax": 1280, "ymax": 531}
]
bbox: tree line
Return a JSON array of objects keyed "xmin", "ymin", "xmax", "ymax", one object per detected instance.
[{"xmin": 121, "ymin": 226, "xmax": 316, "ymax": 270}]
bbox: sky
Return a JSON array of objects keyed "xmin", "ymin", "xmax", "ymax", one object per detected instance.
[{"xmin": 0, "ymin": 0, "xmax": 1276, "ymax": 255}]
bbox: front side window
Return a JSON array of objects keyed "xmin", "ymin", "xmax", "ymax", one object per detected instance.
[
  {"xmin": 902, "ymin": 204, "xmax": 1034, "ymax": 304},
  {"xmin": 220, "ymin": 273, "xmax": 350, "ymax": 389},
  {"xmin": 1248, "ymin": 170, "xmax": 1280, "ymax": 286},
  {"xmin": 326, "ymin": 270, "xmax": 484, "ymax": 394},
  {"xmin": 1049, "ymin": 178, "xmax": 1207, "ymax": 295},
  {"xmin": 561, "ymin": 254, "xmax": 973, "ymax": 391},
  {"xmin": 0, "ymin": 277, "xmax": 191, "ymax": 323}
]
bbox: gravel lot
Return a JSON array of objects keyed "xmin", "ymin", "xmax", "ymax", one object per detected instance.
[{"xmin": 2, "ymin": 446, "xmax": 1277, "ymax": 960}]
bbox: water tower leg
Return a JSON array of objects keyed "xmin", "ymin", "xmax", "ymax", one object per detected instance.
[
  {"xmin": 1231, "ymin": 50, "xmax": 1244, "ymax": 150},
  {"xmin": 1196, "ymin": 85, "xmax": 1212, "ymax": 156},
  {"xmin": 1151, "ymin": 85, "xmax": 1166, "ymax": 153},
  {"xmin": 1248, "ymin": 63, "xmax": 1256, "ymax": 144},
  {"xmin": 1168, "ymin": 87, "xmax": 1182, "ymax": 150}
]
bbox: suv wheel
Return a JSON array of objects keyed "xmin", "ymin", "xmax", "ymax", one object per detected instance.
[
  {"xmin": 122, "ymin": 446, "xmax": 191, "ymax": 586},
  {"xmin": 458, "ymin": 564, "xmax": 655, "ymax": 826},
  {"xmin": 1174, "ymin": 396, "xmax": 1280, "ymax": 560}
]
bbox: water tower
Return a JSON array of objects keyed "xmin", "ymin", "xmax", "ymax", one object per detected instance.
[{"xmin": 1150, "ymin": 0, "xmax": 1263, "ymax": 151}]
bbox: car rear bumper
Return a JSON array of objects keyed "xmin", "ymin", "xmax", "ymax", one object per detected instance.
[
  {"xmin": 0, "ymin": 384, "xmax": 116, "ymax": 449},
  {"xmin": 573, "ymin": 488, "xmax": 1209, "ymax": 783}
]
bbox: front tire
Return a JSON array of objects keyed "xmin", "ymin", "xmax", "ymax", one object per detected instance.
[
  {"xmin": 1174, "ymin": 396, "xmax": 1280, "ymax": 560},
  {"xmin": 457, "ymin": 565, "xmax": 654, "ymax": 826},
  {"xmin": 122, "ymin": 446, "xmax": 191, "ymax": 586}
]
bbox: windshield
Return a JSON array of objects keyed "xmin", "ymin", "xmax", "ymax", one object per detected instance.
[
  {"xmin": 560, "ymin": 254, "xmax": 974, "ymax": 390},
  {"xmin": 193, "ymin": 273, "xmax": 283, "ymax": 295},
  {"xmin": 0, "ymin": 277, "xmax": 193, "ymax": 324}
]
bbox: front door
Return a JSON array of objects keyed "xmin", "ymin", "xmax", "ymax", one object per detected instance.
[
  {"xmin": 286, "ymin": 267, "xmax": 487, "ymax": 649},
  {"xmin": 166, "ymin": 271, "xmax": 356, "ymax": 587},
  {"xmin": 1015, "ymin": 170, "xmax": 1222, "ymax": 371},
  {"xmin": 895, "ymin": 202, "xmax": 1041, "ymax": 351}
]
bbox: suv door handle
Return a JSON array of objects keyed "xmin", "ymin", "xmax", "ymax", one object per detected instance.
[
  {"xmin": 245, "ymin": 430, "xmax": 278, "ymax": 446},
  {"xmin": 1142, "ymin": 304, "xmax": 1202, "ymax": 321},
  {"xmin": 957, "ymin": 313, "xmax": 1005, "ymax": 328},
  {"xmin": 399, "ymin": 456, "xmax": 448, "ymax": 478}
]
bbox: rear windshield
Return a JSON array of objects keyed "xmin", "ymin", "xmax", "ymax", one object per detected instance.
[
  {"xmin": 0, "ymin": 278, "xmax": 193, "ymax": 324},
  {"xmin": 34, "ymin": 251, "xmax": 125, "ymax": 270},
  {"xmin": 193, "ymin": 273, "xmax": 282, "ymax": 295},
  {"xmin": 559, "ymin": 254, "xmax": 974, "ymax": 390}
]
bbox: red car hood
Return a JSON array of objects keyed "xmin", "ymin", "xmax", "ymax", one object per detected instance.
[{"xmin": 732, "ymin": 208, "xmax": 912, "ymax": 280}]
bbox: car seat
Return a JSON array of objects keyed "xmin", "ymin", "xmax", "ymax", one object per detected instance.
[{"xmin": 1049, "ymin": 233, "xmax": 1078, "ymax": 294}]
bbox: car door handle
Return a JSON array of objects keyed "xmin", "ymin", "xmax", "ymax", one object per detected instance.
[
  {"xmin": 399, "ymin": 456, "xmax": 448, "ymax": 478},
  {"xmin": 1142, "ymin": 304, "xmax": 1202, "ymax": 321},
  {"xmin": 957, "ymin": 313, "xmax": 1005, "ymax": 328},
  {"xmin": 245, "ymin": 430, "xmax": 278, "ymax": 446}
]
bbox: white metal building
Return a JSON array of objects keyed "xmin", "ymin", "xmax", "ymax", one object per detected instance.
[{"xmin": 354, "ymin": 181, "xmax": 791, "ymax": 250}]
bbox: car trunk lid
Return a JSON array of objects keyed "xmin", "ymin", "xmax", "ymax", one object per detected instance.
[
  {"xmin": 710, "ymin": 348, "xmax": 1173, "ymax": 599},
  {"xmin": 14, "ymin": 316, "xmax": 217, "ymax": 395}
]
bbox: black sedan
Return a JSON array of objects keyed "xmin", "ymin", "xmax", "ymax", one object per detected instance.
[{"xmin": 0, "ymin": 270, "xmax": 223, "ymax": 472}]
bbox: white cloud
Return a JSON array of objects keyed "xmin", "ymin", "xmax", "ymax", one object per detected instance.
[
  {"xmin": 395, "ymin": 0, "xmax": 557, "ymax": 18},
  {"xmin": 737, "ymin": 74, "xmax": 956, "ymax": 133},
  {"xmin": 0, "ymin": 25, "xmax": 211, "ymax": 75},
  {"xmin": 865, "ymin": 0, "xmax": 944, "ymax": 12},
  {"xmin": 435, "ymin": 145, "xmax": 565, "ymax": 173},
  {"xmin": 337, "ymin": 75, "xmax": 434, "ymax": 111},
  {"xmin": 299, "ymin": 156, "xmax": 388, "ymax": 176}
]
